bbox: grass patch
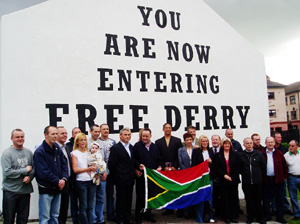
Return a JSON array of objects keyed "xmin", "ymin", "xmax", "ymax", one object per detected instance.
[{"xmin": 288, "ymin": 218, "xmax": 300, "ymax": 224}]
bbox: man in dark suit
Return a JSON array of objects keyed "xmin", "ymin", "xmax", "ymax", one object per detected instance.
[
  {"xmin": 210, "ymin": 134, "xmax": 222, "ymax": 217},
  {"xmin": 65, "ymin": 127, "xmax": 81, "ymax": 224},
  {"xmin": 56, "ymin": 126, "xmax": 72, "ymax": 224},
  {"xmin": 155, "ymin": 123, "xmax": 182, "ymax": 171},
  {"xmin": 155, "ymin": 123, "xmax": 182, "ymax": 215},
  {"xmin": 108, "ymin": 128, "xmax": 144, "ymax": 224},
  {"xmin": 133, "ymin": 128, "xmax": 163, "ymax": 224},
  {"xmin": 225, "ymin": 129, "xmax": 243, "ymax": 153}
]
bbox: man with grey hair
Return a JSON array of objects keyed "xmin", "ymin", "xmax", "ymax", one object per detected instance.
[
  {"xmin": 210, "ymin": 134, "xmax": 222, "ymax": 216},
  {"xmin": 262, "ymin": 136, "xmax": 288, "ymax": 223},
  {"xmin": 211, "ymin": 134, "xmax": 221, "ymax": 154},
  {"xmin": 108, "ymin": 128, "xmax": 144, "ymax": 224},
  {"xmin": 56, "ymin": 126, "xmax": 72, "ymax": 224},
  {"xmin": 240, "ymin": 137, "xmax": 266, "ymax": 224},
  {"xmin": 1, "ymin": 128, "xmax": 35, "ymax": 224},
  {"xmin": 65, "ymin": 127, "xmax": 81, "ymax": 224}
]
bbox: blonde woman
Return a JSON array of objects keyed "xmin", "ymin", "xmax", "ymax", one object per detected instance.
[
  {"xmin": 71, "ymin": 133, "xmax": 97, "ymax": 224},
  {"xmin": 198, "ymin": 135, "xmax": 214, "ymax": 223}
]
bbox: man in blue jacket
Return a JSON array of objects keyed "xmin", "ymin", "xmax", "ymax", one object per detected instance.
[{"xmin": 34, "ymin": 126, "xmax": 68, "ymax": 224}]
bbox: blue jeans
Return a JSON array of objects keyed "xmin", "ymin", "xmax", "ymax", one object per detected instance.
[
  {"xmin": 283, "ymin": 179, "xmax": 291, "ymax": 211},
  {"xmin": 194, "ymin": 202, "xmax": 204, "ymax": 223},
  {"xmin": 39, "ymin": 193, "xmax": 61, "ymax": 224},
  {"xmin": 288, "ymin": 175, "xmax": 300, "ymax": 218},
  {"xmin": 208, "ymin": 181, "xmax": 214, "ymax": 220},
  {"xmin": 76, "ymin": 180, "xmax": 97, "ymax": 224},
  {"xmin": 70, "ymin": 187, "xmax": 79, "ymax": 222},
  {"xmin": 93, "ymin": 180, "xmax": 106, "ymax": 223}
]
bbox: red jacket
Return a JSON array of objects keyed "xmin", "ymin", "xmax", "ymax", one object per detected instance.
[{"xmin": 262, "ymin": 148, "xmax": 288, "ymax": 184}]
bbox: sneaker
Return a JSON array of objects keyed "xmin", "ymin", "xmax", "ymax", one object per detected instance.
[{"xmin": 210, "ymin": 219, "xmax": 215, "ymax": 223}]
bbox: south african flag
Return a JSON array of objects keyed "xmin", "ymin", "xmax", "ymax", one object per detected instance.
[{"xmin": 144, "ymin": 161, "xmax": 212, "ymax": 210}]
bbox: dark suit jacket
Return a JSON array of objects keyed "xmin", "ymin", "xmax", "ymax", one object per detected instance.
[
  {"xmin": 155, "ymin": 136, "xmax": 182, "ymax": 169},
  {"xmin": 214, "ymin": 150, "xmax": 240, "ymax": 184},
  {"xmin": 192, "ymin": 148, "xmax": 215, "ymax": 180},
  {"xmin": 108, "ymin": 141, "xmax": 139, "ymax": 186},
  {"xmin": 60, "ymin": 144, "xmax": 72, "ymax": 193},
  {"xmin": 132, "ymin": 141, "xmax": 163, "ymax": 171},
  {"xmin": 231, "ymin": 139, "xmax": 243, "ymax": 153}
]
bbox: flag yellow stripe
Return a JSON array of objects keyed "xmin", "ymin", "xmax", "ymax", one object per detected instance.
[{"xmin": 147, "ymin": 174, "xmax": 169, "ymax": 202}]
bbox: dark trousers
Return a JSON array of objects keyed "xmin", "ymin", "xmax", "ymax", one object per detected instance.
[
  {"xmin": 263, "ymin": 176, "xmax": 284, "ymax": 220},
  {"xmin": 212, "ymin": 180, "xmax": 222, "ymax": 216},
  {"xmin": 116, "ymin": 184, "xmax": 133, "ymax": 223},
  {"xmin": 3, "ymin": 190, "xmax": 30, "ymax": 224},
  {"xmin": 135, "ymin": 177, "xmax": 145, "ymax": 220},
  {"xmin": 70, "ymin": 186, "xmax": 79, "ymax": 222},
  {"xmin": 106, "ymin": 174, "xmax": 115, "ymax": 220},
  {"xmin": 242, "ymin": 183, "xmax": 263, "ymax": 221},
  {"xmin": 59, "ymin": 179, "xmax": 70, "ymax": 224},
  {"xmin": 220, "ymin": 182, "xmax": 239, "ymax": 220}
]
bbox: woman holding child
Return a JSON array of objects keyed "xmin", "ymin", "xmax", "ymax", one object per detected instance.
[{"xmin": 71, "ymin": 133, "xmax": 97, "ymax": 224}]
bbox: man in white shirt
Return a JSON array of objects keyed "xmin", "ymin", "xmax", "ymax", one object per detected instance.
[
  {"xmin": 99, "ymin": 123, "xmax": 117, "ymax": 222},
  {"xmin": 284, "ymin": 140, "xmax": 300, "ymax": 221},
  {"xmin": 88, "ymin": 124, "xmax": 109, "ymax": 224}
]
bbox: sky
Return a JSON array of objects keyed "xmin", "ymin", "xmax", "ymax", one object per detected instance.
[
  {"xmin": 204, "ymin": 0, "xmax": 300, "ymax": 85},
  {"xmin": 1, "ymin": 0, "xmax": 300, "ymax": 85}
]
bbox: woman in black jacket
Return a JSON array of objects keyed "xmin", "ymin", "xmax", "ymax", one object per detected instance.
[
  {"xmin": 214, "ymin": 137, "xmax": 240, "ymax": 224},
  {"xmin": 193, "ymin": 135, "xmax": 215, "ymax": 222}
]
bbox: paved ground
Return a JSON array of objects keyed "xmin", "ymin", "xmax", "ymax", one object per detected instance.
[{"xmin": 0, "ymin": 199, "xmax": 297, "ymax": 223}]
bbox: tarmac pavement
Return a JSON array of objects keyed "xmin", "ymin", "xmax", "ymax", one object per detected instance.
[{"xmin": 0, "ymin": 199, "xmax": 296, "ymax": 223}]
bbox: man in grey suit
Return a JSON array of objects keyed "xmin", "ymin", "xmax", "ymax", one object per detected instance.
[
  {"xmin": 186, "ymin": 125, "xmax": 200, "ymax": 148},
  {"xmin": 108, "ymin": 128, "xmax": 144, "ymax": 224}
]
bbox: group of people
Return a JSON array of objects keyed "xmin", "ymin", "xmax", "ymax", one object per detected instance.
[{"xmin": 1, "ymin": 124, "xmax": 300, "ymax": 224}]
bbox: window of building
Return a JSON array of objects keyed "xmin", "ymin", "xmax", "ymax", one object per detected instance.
[
  {"xmin": 291, "ymin": 111, "xmax": 297, "ymax": 120},
  {"xmin": 286, "ymin": 97, "xmax": 288, "ymax": 105},
  {"xmin": 275, "ymin": 127, "xmax": 282, "ymax": 132},
  {"xmin": 290, "ymin": 95, "xmax": 296, "ymax": 104},
  {"xmin": 268, "ymin": 92, "xmax": 275, "ymax": 99},
  {"xmin": 287, "ymin": 111, "xmax": 290, "ymax": 121},
  {"xmin": 292, "ymin": 125, "xmax": 298, "ymax": 130},
  {"xmin": 269, "ymin": 109, "xmax": 276, "ymax": 117}
]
